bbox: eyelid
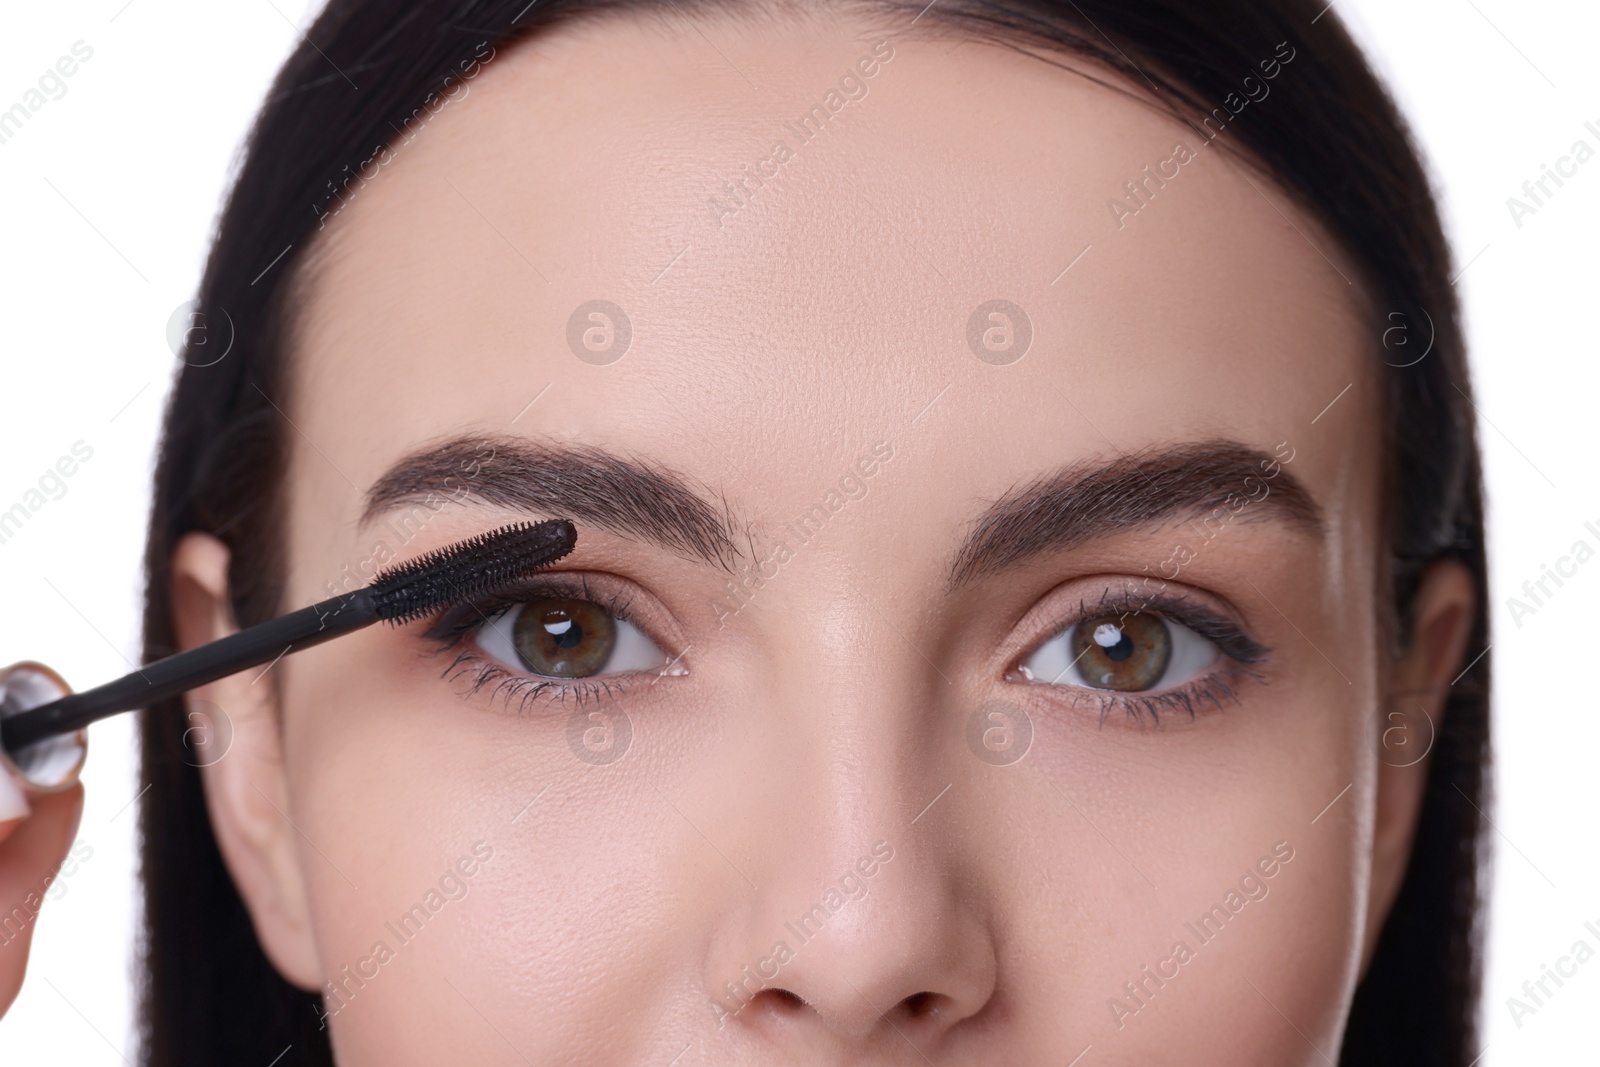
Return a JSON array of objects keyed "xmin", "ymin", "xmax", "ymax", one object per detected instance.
[
  {"xmin": 1003, "ymin": 577, "xmax": 1264, "ymax": 665},
  {"xmin": 1094, "ymin": 591, "xmax": 1268, "ymax": 667}
]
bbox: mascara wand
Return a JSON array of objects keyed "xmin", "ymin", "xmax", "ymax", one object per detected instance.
[{"xmin": 1, "ymin": 519, "xmax": 576, "ymax": 761}]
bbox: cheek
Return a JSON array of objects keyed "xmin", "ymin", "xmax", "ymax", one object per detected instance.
[
  {"xmin": 282, "ymin": 649, "xmax": 716, "ymax": 1062},
  {"xmin": 971, "ymin": 690, "xmax": 1370, "ymax": 1061}
]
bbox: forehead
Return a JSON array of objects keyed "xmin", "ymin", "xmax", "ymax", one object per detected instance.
[{"xmin": 286, "ymin": 11, "xmax": 1377, "ymax": 553}]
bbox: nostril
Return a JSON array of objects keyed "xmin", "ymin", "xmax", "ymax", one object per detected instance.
[
  {"xmin": 769, "ymin": 989, "xmax": 807, "ymax": 1010},
  {"xmin": 900, "ymin": 991, "xmax": 940, "ymax": 1018},
  {"xmin": 743, "ymin": 987, "xmax": 809, "ymax": 1018}
]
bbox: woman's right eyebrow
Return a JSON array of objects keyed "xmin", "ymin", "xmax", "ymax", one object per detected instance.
[{"xmin": 359, "ymin": 434, "xmax": 745, "ymax": 572}]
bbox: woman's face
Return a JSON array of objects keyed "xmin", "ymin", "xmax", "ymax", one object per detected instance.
[{"xmin": 188, "ymin": 10, "xmax": 1430, "ymax": 1065}]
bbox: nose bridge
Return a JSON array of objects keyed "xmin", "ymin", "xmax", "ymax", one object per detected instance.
[
  {"xmin": 702, "ymin": 589, "xmax": 998, "ymax": 1043},
  {"xmin": 759, "ymin": 589, "xmax": 932, "ymax": 860}
]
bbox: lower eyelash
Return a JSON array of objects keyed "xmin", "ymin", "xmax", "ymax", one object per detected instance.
[
  {"xmin": 439, "ymin": 648, "xmax": 629, "ymax": 715},
  {"xmin": 1084, "ymin": 661, "xmax": 1265, "ymax": 727}
]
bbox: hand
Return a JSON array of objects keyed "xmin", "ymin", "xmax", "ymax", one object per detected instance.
[{"xmin": 0, "ymin": 663, "xmax": 87, "ymax": 1019}]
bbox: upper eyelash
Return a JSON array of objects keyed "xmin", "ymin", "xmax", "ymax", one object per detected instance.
[
  {"xmin": 422, "ymin": 573, "xmax": 653, "ymax": 715},
  {"xmin": 1083, "ymin": 587, "xmax": 1269, "ymax": 666},
  {"xmin": 422, "ymin": 572, "xmax": 637, "ymax": 647},
  {"xmin": 1019, "ymin": 588, "xmax": 1271, "ymax": 726}
]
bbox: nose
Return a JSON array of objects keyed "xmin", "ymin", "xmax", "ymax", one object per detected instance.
[
  {"xmin": 702, "ymin": 622, "xmax": 999, "ymax": 1053},
  {"xmin": 737, "ymin": 841, "xmax": 999, "ymax": 1045}
]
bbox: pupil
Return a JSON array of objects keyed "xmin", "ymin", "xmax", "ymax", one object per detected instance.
[
  {"xmin": 545, "ymin": 615, "xmax": 582, "ymax": 648},
  {"xmin": 1104, "ymin": 633, "xmax": 1134, "ymax": 661}
]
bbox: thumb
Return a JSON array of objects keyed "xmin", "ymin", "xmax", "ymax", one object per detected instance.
[{"xmin": 0, "ymin": 656, "xmax": 90, "ymax": 1019}]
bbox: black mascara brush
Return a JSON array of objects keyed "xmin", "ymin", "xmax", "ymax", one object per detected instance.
[{"xmin": 1, "ymin": 518, "xmax": 576, "ymax": 759}]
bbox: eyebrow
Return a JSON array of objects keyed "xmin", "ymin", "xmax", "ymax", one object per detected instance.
[
  {"xmin": 361, "ymin": 435, "xmax": 743, "ymax": 571},
  {"xmin": 947, "ymin": 441, "xmax": 1323, "ymax": 587},
  {"xmin": 364, "ymin": 436, "xmax": 1318, "ymax": 587}
]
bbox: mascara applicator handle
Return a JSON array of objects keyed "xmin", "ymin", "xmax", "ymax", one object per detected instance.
[
  {"xmin": 2, "ymin": 517, "xmax": 578, "ymax": 763},
  {"xmin": 1, "ymin": 589, "xmax": 380, "ymax": 756}
]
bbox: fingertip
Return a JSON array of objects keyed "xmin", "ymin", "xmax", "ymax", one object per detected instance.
[{"xmin": 0, "ymin": 772, "xmax": 29, "ymax": 824}]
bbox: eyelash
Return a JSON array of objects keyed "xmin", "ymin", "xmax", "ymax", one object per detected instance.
[
  {"xmin": 420, "ymin": 577, "xmax": 1266, "ymax": 725},
  {"xmin": 1016, "ymin": 589, "xmax": 1270, "ymax": 727},
  {"xmin": 423, "ymin": 573, "xmax": 655, "ymax": 715}
]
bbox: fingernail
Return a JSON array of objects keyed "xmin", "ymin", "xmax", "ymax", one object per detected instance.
[{"xmin": 0, "ymin": 770, "xmax": 30, "ymax": 821}]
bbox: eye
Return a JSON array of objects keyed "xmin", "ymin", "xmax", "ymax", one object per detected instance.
[
  {"xmin": 474, "ymin": 596, "xmax": 668, "ymax": 679},
  {"xmin": 1018, "ymin": 610, "xmax": 1219, "ymax": 693}
]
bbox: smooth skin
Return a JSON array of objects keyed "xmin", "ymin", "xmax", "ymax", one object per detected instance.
[{"xmin": 3, "ymin": 7, "xmax": 1475, "ymax": 1064}]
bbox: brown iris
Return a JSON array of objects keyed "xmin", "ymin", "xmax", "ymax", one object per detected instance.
[
  {"xmin": 509, "ymin": 598, "xmax": 617, "ymax": 678},
  {"xmin": 1069, "ymin": 612, "xmax": 1172, "ymax": 691}
]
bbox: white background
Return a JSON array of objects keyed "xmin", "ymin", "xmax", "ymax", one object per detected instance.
[{"xmin": 0, "ymin": 1, "xmax": 1595, "ymax": 1063}]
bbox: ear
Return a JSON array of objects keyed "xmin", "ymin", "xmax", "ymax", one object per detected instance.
[
  {"xmin": 169, "ymin": 532, "xmax": 324, "ymax": 991},
  {"xmin": 1360, "ymin": 559, "xmax": 1477, "ymax": 971}
]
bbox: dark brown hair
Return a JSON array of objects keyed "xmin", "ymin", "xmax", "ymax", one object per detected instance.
[{"xmin": 138, "ymin": 1, "xmax": 1489, "ymax": 1063}]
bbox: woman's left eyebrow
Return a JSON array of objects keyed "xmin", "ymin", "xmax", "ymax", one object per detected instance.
[{"xmin": 946, "ymin": 440, "xmax": 1324, "ymax": 588}]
